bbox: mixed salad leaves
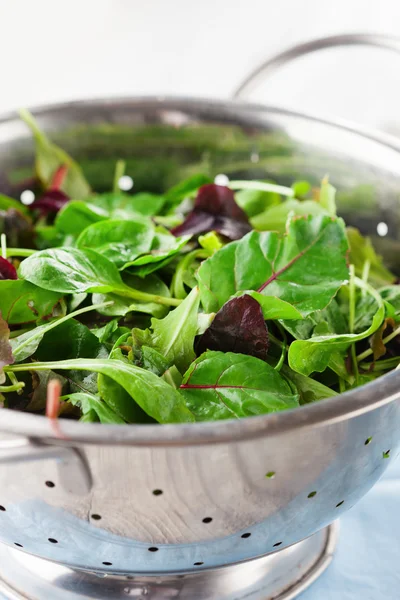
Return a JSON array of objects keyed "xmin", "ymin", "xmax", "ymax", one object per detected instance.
[{"xmin": 0, "ymin": 110, "xmax": 399, "ymax": 425}]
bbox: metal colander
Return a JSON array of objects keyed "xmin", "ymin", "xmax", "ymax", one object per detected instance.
[{"xmin": 0, "ymin": 33, "xmax": 399, "ymax": 600}]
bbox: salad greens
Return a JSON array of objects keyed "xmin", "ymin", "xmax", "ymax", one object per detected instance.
[{"xmin": 0, "ymin": 110, "xmax": 398, "ymax": 425}]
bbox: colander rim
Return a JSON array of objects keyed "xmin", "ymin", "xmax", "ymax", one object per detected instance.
[{"xmin": 1, "ymin": 95, "xmax": 400, "ymax": 446}]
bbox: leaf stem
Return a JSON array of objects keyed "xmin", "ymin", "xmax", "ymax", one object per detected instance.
[
  {"xmin": 113, "ymin": 160, "xmax": 126, "ymax": 194},
  {"xmin": 269, "ymin": 332, "xmax": 283, "ymax": 348},
  {"xmin": 357, "ymin": 323, "xmax": 400, "ymax": 363},
  {"xmin": 339, "ymin": 377, "xmax": 346, "ymax": 393},
  {"xmin": 1, "ymin": 234, "xmax": 6, "ymax": 259},
  {"xmin": 274, "ymin": 324, "xmax": 287, "ymax": 371},
  {"xmin": 360, "ymin": 357, "xmax": 400, "ymax": 371},
  {"xmin": 229, "ymin": 180, "xmax": 295, "ymax": 198},
  {"xmin": 116, "ymin": 286, "xmax": 182, "ymax": 307},
  {"xmin": 349, "ymin": 265, "xmax": 359, "ymax": 385},
  {"xmin": 361, "ymin": 259, "xmax": 371, "ymax": 296},
  {"xmin": 6, "ymin": 248, "xmax": 36, "ymax": 258},
  {"xmin": 0, "ymin": 381, "xmax": 25, "ymax": 393}
]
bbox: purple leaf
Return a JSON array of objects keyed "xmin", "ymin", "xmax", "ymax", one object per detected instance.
[
  {"xmin": 0, "ymin": 313, "xmax": 14, "ymax": 380},
  {"xmin": 30, "ymin": 189, "xmax": 69, "ymax": 215},
  {"xmin": 0, "ymin": 257, "xmax": 17, "ymax": 280},
  {"xmin": 30, "ymin": 165, "xmax": 70, "ymax": 215},
  {"xmin": 196, "ymin": 294, "xmax": 269, "ymax": 360},
  {"xmin": 171, "ymin": 184, "xmax": 252, "ymax": 241}
]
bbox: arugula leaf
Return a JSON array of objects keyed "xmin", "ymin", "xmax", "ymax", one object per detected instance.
[
  {"xmin": 180, "ymin": 351, "xmax": 299, "ymax": 421},
  {"xmin": 0, "ymin": 314, "xmax": 13, "ymax": 383},
  {"xmin": 281, "ymin": 298, "xmax": 347, "ymax": 340},
  {"xmin": 19, "ymin": 109, "xmax": 91, "ymax": 199},
  {"xmin": 171, "ymin": 184, "xmax": 252, "ymax": 241},
  {"xmin": 0, "ymin": 280, "xmax": 62, "ymax": 325},
  {"xmin": 319, "ymin": 178, "xmax": 337, "ymax": 215},
  {"xmin": 196, "ymin": 295, "xmax": 269, "ymax": 360},
  {"xmin": 197, "ymin": 215, "xmax": 349, "ymax": 316},
  {"xmin": 142, "ymin": 287, "xmax": 200, "ymax": 372},
  {"xmin": 67, "ymin": 392, "xmax": 125, "ymax": 424},
  {"xmin": 288, "ymin": 278, "xmax": 385, "ymax": 376},
  {"xmin": 142, "ymin": 346, "xmax": 170, "ymax": 375},
  {"xmin": 281, "ymin": 365, "xmax": 338, "ymax": 405},
  {"xmin": 7, "ymin": 358, "xmax": 195, "ymax": 424},
  {"xmin": 77, "ymin": 219, "xmax": 154, "ymax": 268},
  {"xmin": 347, "ymin": 227, "xmax": 395, "ymax": 287}
]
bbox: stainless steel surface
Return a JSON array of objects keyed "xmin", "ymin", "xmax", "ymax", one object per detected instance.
[
  {"xmin": 0, "ymin": 438, "xmax": 92, "ymax": 495},
  {"xmin": 0, "ymin": 97, "xmax": 399, "ymax": 577},
  {"xmin": 233, "ymin": 33, "xmax": 400, "ymax": 101},
  {"xmin": 0, "ymin": 525, "xmax": 337, "ymax": 600}
]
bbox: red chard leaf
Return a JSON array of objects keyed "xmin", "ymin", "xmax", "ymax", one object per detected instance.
[
  {"xmin": 0, "ymin": 313, "xmax": 14, "ymax": 382},
  {"xmin": 196, "ymin": 294, "xmax": 269, "ymax": 360},
  {"xmin": 0, "ymin": 257, "xmax": 18, "ymax": 280},
  {"xmin": 171, "ymin": 184, "xmax": 251, "ymax": 241}
]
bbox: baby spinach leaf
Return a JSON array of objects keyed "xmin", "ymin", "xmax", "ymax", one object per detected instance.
[
  {"xmin": 92, "ymin": 273, "xmax": 172, "ymax": 319},
  {"xmin": 77, "ymin": 219, "xmax": 154, "ymax": 268},
  {"xmin": 119, "ymin": 193, "xmax": 165, "ymax": 217},
  {"xmin": 124, "ymin": 231, "xmax": 191, "ymax": 276},
  {"xmin": 241, "ymin": 292, "xmax": 303, "ymax": 321},
  {"xmin": 171, "ymin": 184, "xmax": 252, "ymax": 241},
  {"xmin": 0, "ymin": 280, "xmax": 62, "ymax": 325},
  {"xmin": 180, "ymin": 351, "xmax": 299, "ymax": 421},
  {"xmin": 288, "ymin": 278, "xmax": 385, "ymax": 376},
  {"xmin": 19, "ymin": 109, "xmax": 91, "ymax": 199},
  {"xmin": 36, "ymin": 320, "xmax": 101, "ymax": 362},
  {"xmin": 144, "ymin": 287, "xmax": 200, "ymax": 372},
  {"xmin": 250, "ymin": 199, "xmax": 329, "ymax": 232},
  {"xmin": 8, "ymin": 358, "xmax": 195, "ymax": 424},
  {"xmin": 67, "ymin": 392, "xmax": 125, "ymax": 424},
  {"xmin": 10, "ymin": 301, "xmax": 109, "ymax": 362},
  {"xmin": 0, "ymin": 257, "xmax": 18, "ymax": 280},
  {"xmin": 347, "ymin": 227, "xmax": 395, "ymax": 287},
  {"xmin": 19, "ymin": 247, "xmax": 178, "ymax": 308},
  {"xmin": 55, "ymin": 201, "xmax": 108, "ymax": 237},
  {"xmin": 196, "ymin": 295, "xmax": 269, "ymax": 360},
  {"xmin": 19, "ymin": 247, "xmax": 125, "ymax": 295},
  {"xmin": 0, "ymin": 314, "xmax": 13, "ymax": 383},
  {"xmin": 164, "ymin": 174, "xmax": 212, "ymax": 210},
  {"xmin": 0, "ymin": 194, "xmax": 29, "ymax": 215},
  {"xmin": 234, "ymin": 185, "xmax": 280, "ymax": 218},
  {"xmin": 197, "ymin": 215, "xmax": 349, "ymax": 316}
]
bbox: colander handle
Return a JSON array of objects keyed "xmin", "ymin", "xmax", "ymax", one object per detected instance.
[
  {"xmin": 0, "ymin": 437, "xmax": 92, "ymax": 495},
  {"xmin": 233, "ymin": 33, "xmax": 400, "ymax": 100}
]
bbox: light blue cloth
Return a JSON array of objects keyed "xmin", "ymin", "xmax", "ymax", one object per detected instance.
[{"xmin": 301, "ymin": 457, "xmax": 400, "ymax": 600}]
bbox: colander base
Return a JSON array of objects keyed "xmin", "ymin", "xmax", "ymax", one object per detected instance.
[{"xmin": 0, "ymin": 523, "xmax": 337, "ymax": 600}]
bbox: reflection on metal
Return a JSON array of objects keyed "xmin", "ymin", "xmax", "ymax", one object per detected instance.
[{"xmin": 0, "ymin": 524, "xmax": 337, "ymax": 600}]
